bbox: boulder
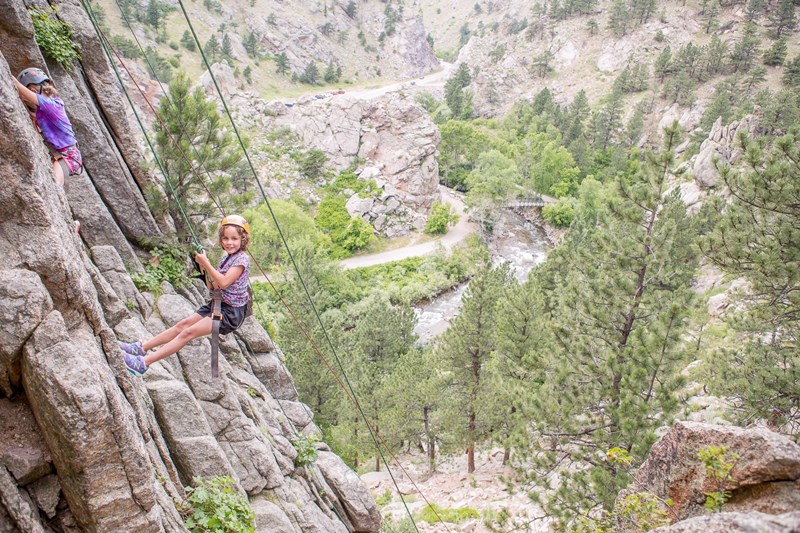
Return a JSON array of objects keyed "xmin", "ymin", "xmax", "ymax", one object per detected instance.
[
  {"xmin": 0, "ymin": 269, "xmax": 52, "ymax": 394},
  {"xmin": 26, "ymin": 475, "xmax": 61, "ymax": 519},
  {"xmin": 626, "ymin": 422, "xmax": 800, "ymax": 521},
  {"xmin": 651, "ymin": 511, "xmax": 800, "ymax": 532},
  {"xmin": 346, "ymin": 195, "xmax": 375, "ymax": 218},
  {"xmin": 317, "ymin": 452, "xmax": 381, "ymax": 533}
]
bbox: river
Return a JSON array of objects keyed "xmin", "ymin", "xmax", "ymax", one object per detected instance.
[{"xmin": 413, "ymin": 212, "xmax": 550, "ymax": 344}]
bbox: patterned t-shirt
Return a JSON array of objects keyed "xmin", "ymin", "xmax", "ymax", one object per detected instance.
[
  {"xmin": 218, "ymin": 251, "xmax": 250, "ymax": 307},
  {"xmin": 35, "ymin": 95, "xmax": 77, "ymax": 149}
]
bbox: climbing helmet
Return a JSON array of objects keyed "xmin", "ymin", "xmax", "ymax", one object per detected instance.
[
  {"xmin": 17, "ymin": 67, "xmax": 50, "ymax": 88},
  {"xmin": 220, "ymin": 214, "xmax": 250, "ymax": 235}
]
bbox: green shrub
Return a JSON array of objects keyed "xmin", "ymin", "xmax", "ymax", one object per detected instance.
[
  {"xmin": 375, "ymin": 488, "xmax": 392, "ymax": 506},
  {"xmin": 29, "ymin": 6, "xmax": 81, "ymax": 69},
  {"xmin": 541, "ymin": 199, "xmax": 575, "ymax": 228},
  {"xmin": 131, "ymin": 244, "xmax": 192, "ymax": 295},
  {"xmin": 184, "ymin": 476, "xmax": 254, "ymax": 533},
  {"xmin": 424, "ymin": 201, "xmax": 459, "ymax": 235},
  {"xmin": 108, "ymin": 35, "xmax": 142, "ymax": 59},
  {"xmin": 698, "ymin": 445, "xmax": 739, "ymax": 512},
  {"xmin": 417, "ymin": 503, "xmax": 479, "ymax": 524},
  {"xmin": 291, "ymin": 434, "xmax": 319, "ymax": 467}
]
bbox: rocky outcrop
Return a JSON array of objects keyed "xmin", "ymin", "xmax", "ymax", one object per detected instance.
[
  {"xmin": 690, "ymin": 115, "xmax": 759, "ymax": 189},
  {"xmin": 0, "ymin": 3, "xmax": 379, "ymax": 531},
  {"xmin": 618, "ymin": 422, "xmax": 800, "ymax": 531},
  {"xmin": 272, "ymin": 93, "xmax": 440, "ymax": 236}
]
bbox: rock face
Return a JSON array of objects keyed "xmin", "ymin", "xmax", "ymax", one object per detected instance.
[
  {"xmin": 0, "ymin": 3, "xmax": 379, "ymax": 532},
  {"xmin": 273, "ymin": 93, "xmax": 440, "ymax": 236},
  {"xmin": 619, "ymin": 422, "xmax": 800, "ymax": 530},
  {"xmin": 690, "ymin": 115, "xmax": 759, "ymax": 189},
  {"xmin": 652, "ymin": 511, "xmax": 800, "ymax": 532}
]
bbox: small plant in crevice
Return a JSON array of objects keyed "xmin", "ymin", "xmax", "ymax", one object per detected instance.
[
  {"xmin": 291, "ymin": 434, "xmax": 319, "ymax": 467},
  {"xmin": 184, "ymin": 476, "xmax": 255, "ymax": 533},
  {"xmin": 29, "ymin": 6, "xmax": 81, "ymax": 69},
  {"xmin": 131, "ymin": 244, "xmax": 193, "ymax": 295},
  {"xmin": 698, "ymin": 445, "xmax": 739, "ymax": 512}
]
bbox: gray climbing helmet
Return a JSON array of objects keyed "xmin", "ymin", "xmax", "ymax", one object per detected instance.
[{"xmin": 17, "ymin": 67, "xmax": 50, "ymax": 87}]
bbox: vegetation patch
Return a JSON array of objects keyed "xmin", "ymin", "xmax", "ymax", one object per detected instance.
[
  {"xmin": 417, "ymin": 503, "xmax": 479, "ymax": 524},
  {"xmin": 184, "ymin": 476, "xmax": 254, "ymax": 533},
  {"xmin": 29, "ymin": 6, "xmax": 81, "ymax": 69}
]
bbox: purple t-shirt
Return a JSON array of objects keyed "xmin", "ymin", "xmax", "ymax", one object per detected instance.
[
  {"xmin": 219, "ymin": 251, "xmax": 250, "ymax": 307},
  {"xmin": 35, "ymin": 95, "xmax": 77, "ymax": 149}
]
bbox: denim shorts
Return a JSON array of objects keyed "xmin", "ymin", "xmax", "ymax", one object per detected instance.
[{"xmin": 196, "ymin": 302, "xmax": 247, "ymax": 335}]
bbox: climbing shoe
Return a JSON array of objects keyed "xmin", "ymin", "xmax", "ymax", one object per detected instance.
[
  {"xmin": 123, "ymin": 352, "xmax": 148, "ymax": 376},
  {"xmin": 119, "ymin": 340, "xmax": 145, "ymax": 357}
]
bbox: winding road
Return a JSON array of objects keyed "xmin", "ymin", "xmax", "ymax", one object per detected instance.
[{"xmin": 339, "ymin": 187, "xmax": 477, "ymax": 270}]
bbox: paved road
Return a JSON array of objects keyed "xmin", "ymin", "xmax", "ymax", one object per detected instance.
[{"xmin": 339, "ymin": 187, "xmax": 477, "ymax": 270}]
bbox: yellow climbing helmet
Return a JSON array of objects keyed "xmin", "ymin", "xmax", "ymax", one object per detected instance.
[{"xmin": 220, "ymin": 214, "xmax": 250, "ymax": 234}]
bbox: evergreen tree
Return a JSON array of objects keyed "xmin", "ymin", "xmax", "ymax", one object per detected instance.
[
  {"xmin": 763, "ymin": 36, "xmax": 788, "ymax": 65},
  {"xmin": 625, "ymin": 100, "xmax": 646, "ymax": 146},
  {"xmin": 730, "ymin": 22, "xmax": 761, "ymax": 72},
  {"xmin": 519, "ymin": 125, "xmax": 699, "ymax": 524},
  {"xmin": 152, "ymin": 72, "xmax": 242, "ymax": 236},
  {"xmin": 608, "ymin": 0, "xmax": 630, "ymax": 36},
  {"xmin": 275, "ymin": 51, "xmax": 290, "ymax": 76},
  {"xmin": 593, "ymin": 90, "xmax": 625, "ymax": 150},
  {"xmin": 755, "ymin": 88, "xmax": 800, "ymax": 134},
  {"xmin": 323, "ymin": 60, "xmax": 337, "ymax": 83},
  {"xmin": 445, "ymin": 63, "xmax": 473, "ymax": 119},
  {"xmin": 301, "ymin": 61, "xmax": 320, "ymax": 84},
  {"xmin": 745, "ymin": 65, "xmax": 767, "ymax": 90},
  {"xmin": 243, "ymin": 32, "xmax": 258, "ymax": 58},
  {"xmin": 180, "ymin": 29, "xmax": 196, "ymax": 51},
  {"xmin": 344, "ymin": 0, "xmax": 357, "ymax": 18},
  {"xmin": 702, "ymin": 132, "xmax": 800, "ymax": 434},
  {"xmin": 768, "ymin": 0, "xmax": 797, "ymax": 38},
  {"xmin": 782, "ymin": 54, "xmax": 800, "ymax": 87},
  {"xmin": 221, "ymin": 33, "xmax": 232, "ymax": 57},
  {"xmin": 705, "ymin": 34, "xmax": 729, "ymax": 76},
  {"xmin": 204, "ymin": 34, "xmax": 221, "ymax": 63},
  {"xmin": 745, "ymin": 0, "xmax": 766, "ymax": 23},
  {"xmin": 436, "ymin": 262, "xmax": 513, "ymax": 473},
  {"xmin": 655, "ymin": 46, "xmax": 673, "ymax": 82},
  {"xmin": 704, "ymin": 0, "xmax": 720, "ymax": 33},
  {"xmin": 146, "ymin": 0, "xmax": 161, "ymax": 29},
  {"xmin": 243, "ymin": 65, "xmax": 252, "ymax": 83}
]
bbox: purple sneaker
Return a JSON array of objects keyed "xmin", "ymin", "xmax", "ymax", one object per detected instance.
[
  {"xmin": 123, "ymin": 351, "xmax": 148, "ymax": 376},
  {"xmin": 119, "ymin": 340, "xmax": 145, "ymax": 357}
]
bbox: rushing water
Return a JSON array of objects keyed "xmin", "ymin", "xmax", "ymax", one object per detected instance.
[{"xmin": 413, "ymin": 213, "xmax": 550, "ymax": 344}]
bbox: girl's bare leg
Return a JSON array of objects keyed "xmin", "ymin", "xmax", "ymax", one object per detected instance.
[
  {"xmin": 142, "ymin": 313, "xmax": 204, "ymax": 351},
  {"xmin": 144, "ymin": 317, "xmax": 213, "ymax": 366},
  {"xmin": 52, "ymin": 160, "xmax": 65, "ymax": 187}
]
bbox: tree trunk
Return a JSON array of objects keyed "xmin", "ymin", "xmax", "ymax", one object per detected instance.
[{"xmin": 423, "ymin": 406, "xmax": 436, "ymax": 473}]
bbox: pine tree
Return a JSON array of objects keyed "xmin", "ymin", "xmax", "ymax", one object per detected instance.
[
  {"xmin": 655, "ymin": 46, "xmax": 673, "ymax": 82},
  {"xmin": 608, "ymin": 0, "xmax": 630, "ymax": 36},
  {"xmin": 745, "ymin": 65, "xmax": 767, "ymax": 90},
  {"xmin": 763, "ymin": 36, "xmax": 788, "ymax": 65},
  {"xmin": 243, "ymin": 65, "xmax": 252, "ymax": 83},
  {"xmin": 146, "ymin": 0, "xmax": 160, "ymax": 29},
  {"xmin": 704, "ymin": 0, "xmax": 720, "ymax": 33},
  {"xmin": 705, "ymin": 34, "xmax": 729, "ymax": 76},
  {"xmin": 323, "ymin": 60, "xmax": 337, "ymax": 83},
  {"xmin": 768, "ymin": 0, "xmax": 797, "ymax": 38},
  {"xmin": 521, "ymin": 125, "xmax": 699, "ymax": 523},
  {"xmin": 702, "ymin": 132, "xmax": 800, "ymax": 433},
  {"xmin": 221, "ymin": 33, "xmax": 232, "ymax": 57},
  {"xmin": 152, "ymin": 72, "xmax": 242, "ymax": 236},
  {"xmin": 301, "ymin": 61, "xmax": 320, "ymax": 84},
  {"xmin": 745, "ymin": 0, "xmax": 766, "ymax": 23},
  {"xmin": 782, "ymin": 54, "xmax": 800, "ymax": 87},
  {"xmin": 344, "ymin": 0, "xmax": 357, "ymax": 18},
  {"xmin": 243, "ymin": 32, "xmax": 258, "ymax": 58},
  {"xmin": 445, "ymin": 63, "xmax": 473, "ymax": 119},
  {"xmin": 180, "ymin": 30, "xmax": 196, "ymax": 51},
  {"xmin": 593, "ymin": 90, "xmax": 625, "ymax": 150},
  {"xmin": 625, "ymin": 100, "xmax": 646, "ymax": 146},
  {"xmin": 204, "ymin": 34, "xmax": 220, "ymax": 63},
  {"xmin": 436, "ymin": 261, "xmax": 513, "ymax": 473},
  {"xmin": 730, "ymin": 22, "xmax": 761, "ymax": 72},
  {"xmin": 274, "ymin": 51, "xmax": 290, "ymax": 75}
]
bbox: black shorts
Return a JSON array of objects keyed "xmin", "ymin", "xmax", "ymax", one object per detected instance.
[{"xmin": 196, "ymin": 302, "xmax": 248, "ymax": 335}]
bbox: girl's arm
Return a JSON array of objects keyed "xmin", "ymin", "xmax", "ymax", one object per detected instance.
[
  {"xmin": 194, "ymin": 251, "xmax": 244, "ymax": 289},
  {"xmin": 14, "ymin": 79, "xmax": 40, "ymax": 109}
]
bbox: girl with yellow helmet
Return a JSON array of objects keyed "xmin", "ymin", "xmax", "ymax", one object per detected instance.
[{"xmin": 120, "ymin": 216, "xmax": 252, "ymax": 376}]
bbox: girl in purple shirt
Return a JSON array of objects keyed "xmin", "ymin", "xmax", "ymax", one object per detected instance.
[
  {"xmin": 120, "ymin": 215, "xmax": 252, "ymax": 376},
  {"xmin": 15, "ymin": 68, "xmax": 82, "ymax": 188}
]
